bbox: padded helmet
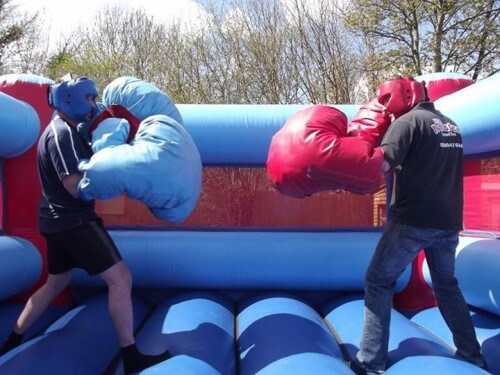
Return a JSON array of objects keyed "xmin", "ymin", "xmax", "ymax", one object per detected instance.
[
  {"xmin": 377, "ymin": 76, "xmax": 426, "ymax": 117},
  {"xmin": 48, "ymin": 75, "xmax": 99, "ymax": 123}
]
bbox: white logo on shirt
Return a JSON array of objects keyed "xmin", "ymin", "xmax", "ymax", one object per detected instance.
[{"xmin": 430, "ymin": 118, "xmax": 460, "ymax": 135}]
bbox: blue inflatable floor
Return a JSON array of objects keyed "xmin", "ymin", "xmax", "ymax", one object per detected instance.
[{"xmin": 0, "ymin": 290, "xmax": 496, "ymax": 374}]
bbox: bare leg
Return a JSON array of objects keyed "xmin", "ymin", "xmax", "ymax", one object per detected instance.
[
  {"xmin": 99, "ymin": 261, "xmax": 171, "ymax": 373},
  {"xmin": 99, "ymin": 261, "xmax": 134, "ymax": 347},
  {"xmin": 15, "ymin": 271, "xmax": 73, "ymax": 334}
]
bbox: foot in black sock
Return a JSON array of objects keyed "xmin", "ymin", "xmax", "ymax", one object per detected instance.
[
  {"xmin": 0, "ymin": 332, "xmax": 23, "ymax": 355},
  {"xmin": 122, "ymin": 343, "xmax": 171, "ymax": 374},
  {"xmin": 344, "ymin": 359, "xmax": 368, "ymax": 375}
]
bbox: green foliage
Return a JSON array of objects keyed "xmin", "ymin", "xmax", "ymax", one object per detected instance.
[
  {"xmin": 343, "ymin": 0, "xmax": 499, "ymax": 81},
  {"xmin": 0, "ymin": 0, "xmax": 38, "ymax": 72},
  {"xmin": 43, "ymin": 51, "xmax": 74, "ymax": 80},
  {"xmin": 0, "ymin": 24, "xmax": 21, "ymax": 46},
  {"xmin": 0, "ymin": 0, "xmax": 22, "ymax": 48}
]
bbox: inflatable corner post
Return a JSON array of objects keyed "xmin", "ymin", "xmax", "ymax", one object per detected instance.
[{"xmin": 0, "ymin": 74, "xmax": 71, "ymax": 305}]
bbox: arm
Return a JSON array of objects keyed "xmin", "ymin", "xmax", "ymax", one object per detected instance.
[
  {"xmin": 381, "ymin": 160, "xmax": 391, "ymax": 173},
  {"xmin": 48, "ymin": 118, "xmax": 90, "ymax": 199},
  {"xmin": 375, "ymin": 146, "xmax": 392, "ymax": 172},
  {"xmin": 62, "ymin": 173, "xmax": 84, "ymax": 198},
  {"xmin": 379, "ymin": 116, "xmax": 413, "ymax": 171}
]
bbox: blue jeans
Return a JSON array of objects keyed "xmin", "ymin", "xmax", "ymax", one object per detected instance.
[{"xmin": 356, "ymin": 222, "xmax": 485, "ymax": 373}]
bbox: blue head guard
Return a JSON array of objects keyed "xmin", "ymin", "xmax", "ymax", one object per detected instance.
[{"xmin": 48, "ymin": 75, "xmax": 99, "ymax": 123}]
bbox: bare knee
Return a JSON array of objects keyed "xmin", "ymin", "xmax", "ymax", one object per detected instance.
[
  {"xmin": 45, "ymin": 272, "xmax": 72, "ymax": 296},
  {"xmin": 100, "ymin": 261, "xmax": 132, "ymax": 289}
]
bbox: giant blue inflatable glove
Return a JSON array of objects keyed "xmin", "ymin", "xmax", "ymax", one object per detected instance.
[
  {"xmin": 78, "ymin": 77, "xmax": 202, "ymax": 223},
  {"xmin": 102, "ymin": 76, "xmax": 183, "ymax": 125},
  {"xmin": 90, "ymin": 117, "xmax": 130, "ymax": 153},
  {"xmin": 79, "ymin": 114, "xmax": 202, "ymax": 223}
]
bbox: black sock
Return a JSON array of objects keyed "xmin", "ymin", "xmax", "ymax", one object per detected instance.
[
  {"xmin": 121, "ymin": 343, "xmax": 171, "ymax": 374},
  {"xmin": 0, "ymin": 332, "xmax": 23, "ymax": 355}
]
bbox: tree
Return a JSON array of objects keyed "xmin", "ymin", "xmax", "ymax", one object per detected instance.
[
  {"xmin": 283, "ymin": 0, "xmax": 362, "ymax": 104},
  {"xmin": 59, "ymin": 6, "xmax": 168, "ymax": 91},
  {"xmin": 43, "ymin": 49, "xmax": 75, "ymax": 80},
  {"xmin": 431, "ymin": 0, "xmax": 500, "ymax": 79},
  {"xmin": 47, "ymin": 0, "xmax": 362, "ymax": 106},
  {"xmin": 0, "ymin": 0, "xmax": 41, "ymax": 74},
  {"xmin": 343, "ymin": 0, "xmax": 500, "ymax": 80},
  {"xmin": 162, "ymin": 0, "xmax": 361, "ymax": 104}
]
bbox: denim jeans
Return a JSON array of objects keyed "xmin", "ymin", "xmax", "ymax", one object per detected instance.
[{"xmin": 356, "ymin": 221, "xmax": 485, "ymax": 373}]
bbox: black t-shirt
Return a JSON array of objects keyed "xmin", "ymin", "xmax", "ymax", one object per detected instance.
[
  {"xmin": 380, "ymin": 102, "xmax": 463, "ymax": 230},
  {"xmin": 37, "ymin": 116, "xmax": 98, "ymax": 233}
]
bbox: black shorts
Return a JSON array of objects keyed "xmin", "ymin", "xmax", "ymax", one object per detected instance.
[{"xmin": 43, "ymin": 219, "xmax": 123, "ymax": 276}]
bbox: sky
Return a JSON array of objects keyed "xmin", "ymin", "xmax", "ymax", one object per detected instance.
[
  {"xmin": 11, "ymin": 0, "xmax": 328, "ymax": 53},
  {"xmin": 12, "ymin": 0, "xmax": 211, "ymax": 49}
]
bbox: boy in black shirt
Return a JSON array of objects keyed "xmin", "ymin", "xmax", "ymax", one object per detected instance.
[{"xmin": 353, "ymin": 77, "xmax": 487, "ymax": 374}]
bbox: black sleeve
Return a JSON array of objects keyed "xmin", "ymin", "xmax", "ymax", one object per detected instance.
[
  {"xmin": 49, "ymin": 123, "xmax": 86, "ymax": 180},
  {"xmin": 380, "ymin": 116, "xmax": 415, "ymax": 169}
]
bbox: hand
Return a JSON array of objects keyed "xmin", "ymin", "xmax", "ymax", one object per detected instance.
[
  {"xmin": 381, "ymin": 160, "xmax": 391, "ymax": 173},
  {"xmin": 62, "ymin": 173, "xmax": 84, "ymax": 199}
]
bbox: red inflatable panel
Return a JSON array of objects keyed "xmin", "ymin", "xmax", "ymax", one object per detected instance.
[
  {"xmin": 267, "ymin": 105, "xmax": 384, "ymax": 197},
  {"xmin": 0, "ymin": 75, "xmax": 70, "ymax": 304},
  {"xmin": 426, "ymin": 77, "xmax": 474, "ymax": 102},
  {"xmin": 413, "ymin": 72, "xmax": 474, "ymax": 102}
]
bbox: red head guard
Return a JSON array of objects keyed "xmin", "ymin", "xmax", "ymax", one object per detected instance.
[{"xmin": 377, "ymin": 77, "xmax": 426, "ymax": 117}]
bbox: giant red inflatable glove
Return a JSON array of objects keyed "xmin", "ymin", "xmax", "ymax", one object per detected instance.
[
  {"xmin": 347, "ymin": 98, "xmax": 392, "ymax": 146},
  {"xmin": 267, "ymin": 105, "xmax": 385, "ymax": 197}
]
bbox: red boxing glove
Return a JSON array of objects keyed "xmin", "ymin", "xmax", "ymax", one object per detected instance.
[
  {"xmin": 347, "ymin": 98, "xmax": 392, "ymax": 146},
  {"xmin": 267, "ymin": 105, "xmax": 385, "ymax": 197}
]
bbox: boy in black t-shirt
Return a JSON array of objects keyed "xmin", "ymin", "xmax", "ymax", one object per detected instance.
[{"xmin": 351, "ymin": 77, "xmax": 487, "ymax": 374}]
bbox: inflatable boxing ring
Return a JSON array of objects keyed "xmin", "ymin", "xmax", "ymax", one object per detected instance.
[{"xmin": 0, "ymin": 72, "xmax": 499, "ymax": 374}]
